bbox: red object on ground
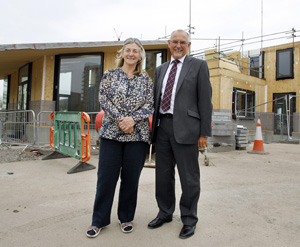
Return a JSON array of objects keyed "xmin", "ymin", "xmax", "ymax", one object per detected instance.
[{"xmin": 148, "ymin": 115, "xmax": 153, "ymax": 131}]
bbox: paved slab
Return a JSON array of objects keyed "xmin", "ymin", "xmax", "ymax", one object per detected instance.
[{"xmin": 0, "ymin": 143, "xmax": 299, "ymax": 247}]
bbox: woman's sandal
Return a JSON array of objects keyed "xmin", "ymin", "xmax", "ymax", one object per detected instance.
[
  {"xmin": 120, "ymin": 222, "xmax": 133, "ymax": 233},
  {"xmin": 86, "ymin": 226, "xmax": 103, "ymax": 238}
]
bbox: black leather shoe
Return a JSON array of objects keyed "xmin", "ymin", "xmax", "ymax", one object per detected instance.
[
  {"xmin": 148, "ymin": 216, "xmax": 172, "ymax": 229},
  {"xmin": 179, "ymin": 225, "xmax": 196, "ymax": 239}
]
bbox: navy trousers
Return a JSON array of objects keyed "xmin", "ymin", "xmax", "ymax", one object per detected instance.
[{"xmin": 91, "ymin": 138, "xmax": 149, "ymax": 228}]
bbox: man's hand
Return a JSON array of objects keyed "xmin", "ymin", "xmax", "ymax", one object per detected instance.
[{"xmin": 198, "ymin": 136, "xmax": 208, "ymax": 149}]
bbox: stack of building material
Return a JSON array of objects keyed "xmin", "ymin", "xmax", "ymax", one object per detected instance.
[
  {"xmin": 235, "ymin": 125, "xmax": 249, "ymax": 150},
  {"xmin": 209, "ymin": 112, "xmax": 237, "ymax": 152}
]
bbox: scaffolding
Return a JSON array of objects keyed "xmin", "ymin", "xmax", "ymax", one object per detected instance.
[{"xmin": 235, "ymin": 95, "xmax": 300, "ymax": 143}]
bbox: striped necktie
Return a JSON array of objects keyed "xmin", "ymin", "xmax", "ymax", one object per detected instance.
[{"xmin": 161, "ymin": 60, "xmax": 180, "ymax": 111}]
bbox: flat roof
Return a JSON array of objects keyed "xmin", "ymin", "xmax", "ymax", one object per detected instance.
[{"xmin": 0, "ymin": 40, "xmax": 168, "ymax": 78}]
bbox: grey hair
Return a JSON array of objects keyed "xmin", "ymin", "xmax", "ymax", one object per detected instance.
[
  {"xmin": 115, "ymin": 38, "xmax": 146, "ymax": 75},
  {"xmin": 170, "ymin": 29, "xmax": 191, "ymax": 42}
]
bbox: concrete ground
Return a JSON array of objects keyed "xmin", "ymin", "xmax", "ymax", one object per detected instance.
[{"xmin": 0, "ymin": 143, "xmax": 299, "ymax": 247}]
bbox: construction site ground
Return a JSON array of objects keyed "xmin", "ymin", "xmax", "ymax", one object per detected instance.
[{"xmin": 0, "ymin": 142, "xmax": 299, "ymax": 247}]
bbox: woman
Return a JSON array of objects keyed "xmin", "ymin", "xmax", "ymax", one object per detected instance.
[{"xmin": 86, "ymin": 38, "xmax": 154, "ymax": 237}]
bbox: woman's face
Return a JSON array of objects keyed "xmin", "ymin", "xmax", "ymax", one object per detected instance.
[{"xmin": 122, "ymin": 43, "xmax": 141, "ymax": 66}]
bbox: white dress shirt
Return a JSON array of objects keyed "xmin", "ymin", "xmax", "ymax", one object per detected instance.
[{"xmin": 160, "ymin": 55, "xmax": 186, "ymax": 114}]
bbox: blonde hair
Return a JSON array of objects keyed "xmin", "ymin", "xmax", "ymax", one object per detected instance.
[{"xmin": 116, "ymin": 38, "xmax": 146, "ymax": 75}]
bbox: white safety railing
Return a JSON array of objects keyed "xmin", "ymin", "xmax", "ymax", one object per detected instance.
[
  {"xmin": 0, "ymin": 111, "xmax": 102, "ymax": 148},
  {"xmin": 1, "ymin": 106, "xmax": 298, "ymax": 148},
  {"xmin": 235, "ymin": 95, "xmax": 300, "ymax": 143},
  {"xmin": 36, "ymin": 111, "xmax": 53, "ymax": 147},
  {"xmin": 0, "ymin": 110, "xmax": 36, "ymax": 147}
]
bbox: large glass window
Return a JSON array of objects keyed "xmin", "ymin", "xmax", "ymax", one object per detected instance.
[
  {"xmin": 232, "ymin": 87, "xmax": 255, "ymax": 119},
  {"xmin": 55, "ymin": 50, "xmax": 167, "ymax": 112},
  {"xmin": 56, "ymin": 54, "xmax": 103, "ymax": 112},
  {"xmin": 276, "ymin": 48, "xmax": 294, "ymax": 80},
  {"xmin": 249, "ymin": 51, "xmax": 264, "ymax": 79},
  {"xmin": 0, "ymin": 76, "xmax": 9, "ymax": 110},
  {"xmin": 144, "ymin": 50, "xmax": 167, "ymax": 80},
  {"xmin": 249, "ymin": 56, "xmax": 259, "ymax": 77},
  {"xmin": 18, "ymin": 64, "xmax": 31, "ymax": 110},
  {"xmin": 273, "ymin": 93, "xmax": 296, "ymax": 135}
]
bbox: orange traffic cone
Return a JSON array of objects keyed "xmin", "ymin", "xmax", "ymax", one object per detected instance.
[{"xmin": 248, "ymin": 118, "xmax": 269, "ymax": 155}]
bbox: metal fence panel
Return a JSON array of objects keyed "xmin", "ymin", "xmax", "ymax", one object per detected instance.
[
  {"xmin": 36, "ymin": 111, "xmax": 52, "ymax": 147},
  {"xmin": 0, "ymin": 110, "xmax": 36, "ymax": 146},
  {"xmin": 236, "ymin": 95, "xmax": 300, "ymax": 143}
]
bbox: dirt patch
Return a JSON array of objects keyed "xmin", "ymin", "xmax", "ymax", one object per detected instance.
[
  {"xmin": 0, "ymin": 146, "xmax": 49, "ymax": 163},
  {"xmin": 0, "ymin": 145, "xmax": 99, "ymax": 163}
]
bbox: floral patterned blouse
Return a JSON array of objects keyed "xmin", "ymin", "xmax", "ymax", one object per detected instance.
[{"xmin": 98, "ymin": 68, "xmax": 154, "ymax": 144}]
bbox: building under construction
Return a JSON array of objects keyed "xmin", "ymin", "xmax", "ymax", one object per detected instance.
[{"xmin": 0, "ymin": 30, "xmax": 299, "ymax": 147}]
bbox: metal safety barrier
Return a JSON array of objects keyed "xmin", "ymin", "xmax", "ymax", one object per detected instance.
[
  {"xmin": 36, "ymin": 111, "xmax": 52, "ymax": 147},
  {"xmin": 0, "ymin": 110, "xmax": 36, "ymax": 147},
  {"xmin": 0, "ymin": 110, "xmax": 100, "ymax": 149},
  {"xmin": 43, "ymin": 112, "xmax": 96, "ymax": 174},
  {"xmin": 236, "ymin": 95, "xmax": 300, "ymax": 143}
]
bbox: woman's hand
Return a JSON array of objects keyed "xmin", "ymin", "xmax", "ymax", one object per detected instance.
[
  {"xmin": 119, "ymin": 117, "xmax": 135, "ymax": 133},
  {"xmin": 123, "ymin": 126, "xmax": 134, "ymax": 133}
]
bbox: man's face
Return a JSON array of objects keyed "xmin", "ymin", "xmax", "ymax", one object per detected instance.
[{"xmin": 168, "ymin": 31, "xmax": 191, "ymax": 59}]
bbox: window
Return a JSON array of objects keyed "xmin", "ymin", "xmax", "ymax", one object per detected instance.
[
  {"xmin": 55, "ymin": 54, "xmax": 103, "ymax": 112},
  {"xmin": 249, "ymin": 51, "xmax": 264, "ymax": 79},
  {"xmin": 54, "ymin": 50, "xmax": 167, "ymax": 112},
  {"xmin": 0, "ymin": 76, "xmax": 9, "ymax": 110},
  {"xmin": 18, "ymin": 64, "xmax": 31, "ymax": 110},
  {"xmin": 232, "ymin": 87, "xmax": 255, "ymax": 119},
  {"xmin": 276, "ymin": 48, "xmax": 294, "ymax": 80},
  {"xmin": 144, "ymin": 50, "xmax": 167, "ymax": 80},
  {"xmin": 273, "ymin": 92, "xmax": 296, "ymax": 135}
]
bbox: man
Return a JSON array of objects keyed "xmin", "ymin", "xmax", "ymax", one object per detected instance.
[{"xmin": 148, "ymin": 29, "xmax": 212, "ymax": 239}]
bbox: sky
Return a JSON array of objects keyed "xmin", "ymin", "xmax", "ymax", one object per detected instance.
[{"xmin": 0, "ymin": 0, "xmax": 299, "ymax": 54}]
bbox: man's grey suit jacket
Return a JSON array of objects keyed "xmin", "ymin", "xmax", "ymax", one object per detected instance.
[{"xmin": 151, "ymin": 55, "xmax": 213, "ymax": 144}]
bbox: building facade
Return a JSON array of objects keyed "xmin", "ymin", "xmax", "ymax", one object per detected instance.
[
  {"xmin": 0, "ymin": 41, "xmax": 169, "ymax": 115},
  {"xmin": 1, "ymin": 39, "xmax": 299, "ymax": 144},
  {"xmin": 206, "ymin": 40, "xmax": 300, "ymax": 142}
]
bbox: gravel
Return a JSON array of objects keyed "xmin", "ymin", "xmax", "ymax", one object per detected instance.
[
  {"xmin": 0, "ymin": 144, "xmax": 99, "ymax": 163},
  {"xmin": 0, "ymin": 145, "xmax": 50, "ymax": 163}
]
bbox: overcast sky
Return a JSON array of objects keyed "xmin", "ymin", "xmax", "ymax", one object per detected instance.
[{"xmin": 0, "ymin": 0, "xmax": 299, "ymax": 53}]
